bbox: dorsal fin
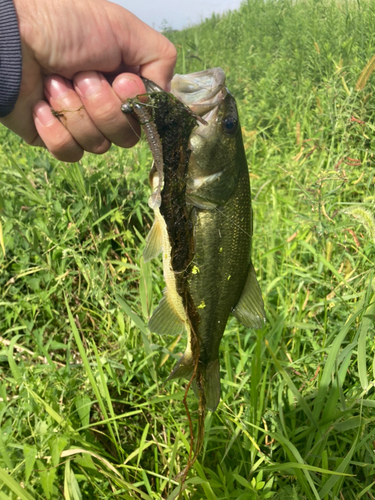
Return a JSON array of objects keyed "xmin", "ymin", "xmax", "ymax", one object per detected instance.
[{"xmin": 232, "ymin": 262, "xmax": 265, "ymax": 329}]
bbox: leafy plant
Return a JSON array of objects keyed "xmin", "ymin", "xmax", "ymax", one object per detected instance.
[{"xmin": 1, "ymin": 0, "xmax": 375, "ymax": 497}]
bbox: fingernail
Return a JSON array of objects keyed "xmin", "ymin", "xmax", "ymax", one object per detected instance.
[
  {"xmin": 75, "ymin": 71, "xmax": 102, "ymax": 97},
  {"xmin": 34, "ymin": 102, "xmax": 55, "ymax": 126},
  {"xmin": 46, "ymin": 76, "xmax": 73, "ymax": 99},
  {"xmin": 114, "ymin": 74, "xmax": 144, "ymax": 98}
]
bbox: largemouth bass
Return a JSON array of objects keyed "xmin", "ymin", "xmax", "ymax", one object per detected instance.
[{"xmin": 133, "ymin": 68, "xmax": 265, "ymax": 412}]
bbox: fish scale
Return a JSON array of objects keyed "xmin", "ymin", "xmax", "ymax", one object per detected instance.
[
  {"xmin": 190, "ymin": 166, "xmax": 252, "ymax": 363},
  {"xmin": 139, "ymin": 68, "xmax": 266, "ymax": 412}
]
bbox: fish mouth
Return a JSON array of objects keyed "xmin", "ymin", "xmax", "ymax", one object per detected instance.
[{"xmin": 171, "ymin": 67, "xmax": 227, "ymax": 120}]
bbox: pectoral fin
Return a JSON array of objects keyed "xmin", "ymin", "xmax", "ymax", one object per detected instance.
[
  {"xmin": 232, "ymin": 262, "xmax": 265, "ymax": 329},
  {"xmin": 143, "ymin": 219, "xmax": 163, "ymax": 262},
  {"xmin": 148, "ymin": 289, "xmax": 185, "ymax": 336}
]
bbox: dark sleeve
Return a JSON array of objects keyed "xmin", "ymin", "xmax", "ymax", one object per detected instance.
[{"xmin": 0, "ymin": 0, "xmax": 22, "ymax": 118}]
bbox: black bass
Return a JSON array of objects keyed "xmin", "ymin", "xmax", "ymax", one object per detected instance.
[{"xmin": 139, "ymin": 68, "xmax": 265, "ymax": 412}]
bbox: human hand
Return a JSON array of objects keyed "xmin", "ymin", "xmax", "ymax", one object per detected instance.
[{"xmin": 0, "ymin": 0, "xmax": 177, "ymax": 161}]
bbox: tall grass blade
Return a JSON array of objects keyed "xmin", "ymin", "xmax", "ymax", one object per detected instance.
[
  {"xmin": 26, "ymin": 388, "xmax": 68, "ymax": 428},
  {"xmin": 7, "ymin": 334, "xmax": 22, "ymax": 383},
  {"xmin": 311, "ymin": 298, "xmax": 365, "ymax": 422},
  {"xmin": 318, "ymin": 431, "xmax": 359, "ymax": 497},
  {"xmin": 116, "ymin": 294, "xmax": 157, "ymax": 380},
  {"xmin": 358, "ymin": 300, "xmax": 375, "ymax": 389},
  {"xmin": 64, "ymin": 296, "xmax": 117, "ymax": 445},
  {"xmin": 0, "ymin": 218, "xmax": 5, "ymax": 256},
  {"xmin": 91, "ymin": 341, "xmax": 121, "ymax": 447},
  {"xmin": 5, "ymin": 154, "xmax": 47, "ymax": 206},
  {"xmin": 265, "ymin": 340, "xmax": 316, "ymax": 426},
  {"xmin": 139, "ymin": 256, "xmax": 153, "ymax": 320},
  {"xmin": 0, "ymin": 466, "xmax": 35, "ymax": 500}
]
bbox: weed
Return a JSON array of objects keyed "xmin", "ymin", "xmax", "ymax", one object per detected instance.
[{"xmin": 1, "ymin": 0, "xmax": 375, "ymax": 498}]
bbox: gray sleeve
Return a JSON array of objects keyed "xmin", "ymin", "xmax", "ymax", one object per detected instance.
[{"xmin": 0, "ymin": 0, "xmax": 22, "ymax": 118}]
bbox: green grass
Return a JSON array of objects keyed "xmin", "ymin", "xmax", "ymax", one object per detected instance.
[{"xmin": 1, "ymin": 0, "xmax": 375, "ymax": 497}]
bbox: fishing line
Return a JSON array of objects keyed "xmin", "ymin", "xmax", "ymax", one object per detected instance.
[
  {"xmin": 122, "ymin": 110, "xmax": 142, "ymax": 142},
  {"xmin": 176, "ymin": 327, "xmax": 205, "ymax": 499}
]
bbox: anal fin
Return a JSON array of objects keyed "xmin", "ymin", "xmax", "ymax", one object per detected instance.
[
  {"xmin": 148, "ymin": 289, "xmax": 185, "ymax": 336},
  {"xmin": 166, "ymin": 352, "xmax": 194, "ymax": 381},
  {"xmin": 143, "ymin": 219, "xmax": 163, "ymax": 262},
  {"xmin": 232, "ymin": 262, "xmax": 266, "ymax": 329},
  {"xmin": 168, "ymin": 357, "xmax": 221, "ymax": 412}
]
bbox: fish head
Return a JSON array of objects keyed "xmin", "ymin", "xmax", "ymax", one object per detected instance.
[{"xmin": 171, "ymin": 68, "xmax": 246, "ymax": 207}]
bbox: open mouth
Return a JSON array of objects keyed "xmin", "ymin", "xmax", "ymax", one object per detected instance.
[{"xmin": 171, "ymin": 68, "xmax": 227, "ymax": 118}]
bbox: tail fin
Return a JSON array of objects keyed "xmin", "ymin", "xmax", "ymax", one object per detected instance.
[{"xmin": 199, "ymin": 359, "xmax": 221, "ymax": 412}]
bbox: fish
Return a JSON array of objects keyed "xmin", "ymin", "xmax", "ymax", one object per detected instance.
[{"xmin": 139, "ymin": 68, "xmax": 266, "ymax": 412}]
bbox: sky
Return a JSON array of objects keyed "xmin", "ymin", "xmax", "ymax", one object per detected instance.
[{"xmin": 112, "ymin": 0, "xmax": 243, "ymax": 31}]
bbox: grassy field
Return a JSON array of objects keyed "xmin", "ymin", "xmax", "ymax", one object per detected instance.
[{"xmin": 1, "ymin": 0, "xmax": 375, "ymax": 498}]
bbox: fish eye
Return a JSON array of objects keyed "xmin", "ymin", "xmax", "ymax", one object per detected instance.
[
  {"xmin": 121, "ymin": 102, "xmax": 134, "ymax": 114},
  {"xmin": 222, "ymin": 116, "xmax": 238, "ymax": 135}
]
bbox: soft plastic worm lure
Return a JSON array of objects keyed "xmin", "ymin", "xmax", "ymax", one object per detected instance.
[{"xmin": 121, "ymin": 100, "xmax": 163, "ymax": 208}]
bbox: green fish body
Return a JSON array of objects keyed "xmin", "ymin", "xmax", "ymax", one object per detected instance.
[{"xmin": 144, "ymin": 68, "xmax": 265, "ymax": 411}]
